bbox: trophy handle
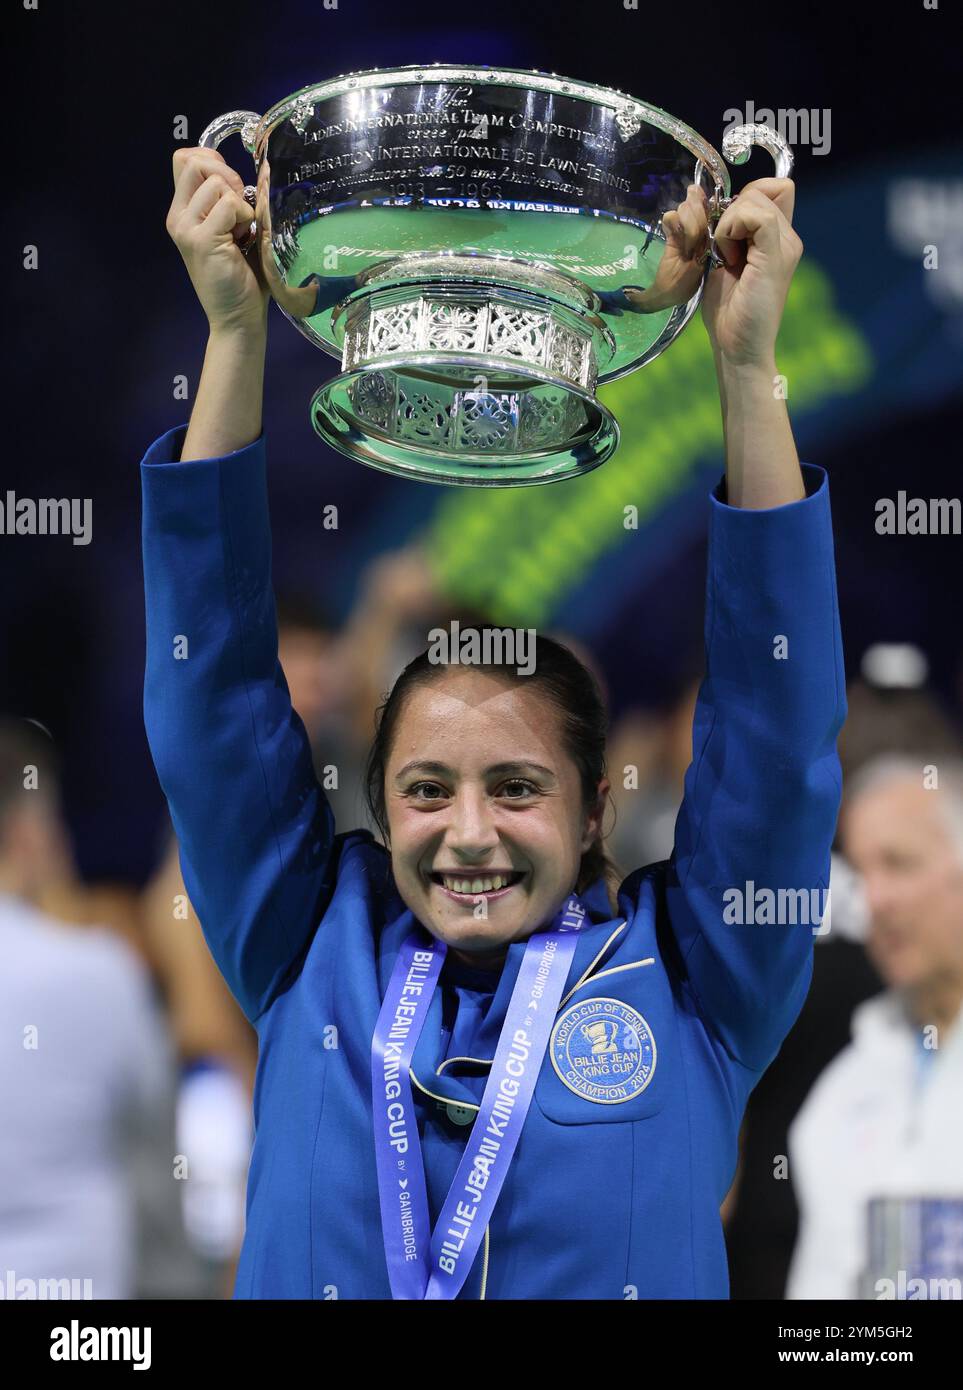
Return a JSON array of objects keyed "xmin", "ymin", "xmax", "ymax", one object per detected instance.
[
  {"xmin": 699, "ymin": 123, "xmax": 795, "ymax": 270},
  {"xmin": 198, "ymin": 110, "xmax": 262, "ymax": 250},
  {"xmin": 198, "ymin": 110, "xmax": 261, "ymax": 157},
  {"xmin": 721, "ymin": 121, "xmax": 794, "ymax": 180}
]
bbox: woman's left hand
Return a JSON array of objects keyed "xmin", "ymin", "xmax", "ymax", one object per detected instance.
[{"xmin": 702, "ymin": 177, "xmax": 803, "ymax": 369}]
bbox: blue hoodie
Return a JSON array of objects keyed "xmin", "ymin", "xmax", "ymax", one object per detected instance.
[{"xmin": 141, "ymin": 425, "xmax": 845, "ymax": 1299}]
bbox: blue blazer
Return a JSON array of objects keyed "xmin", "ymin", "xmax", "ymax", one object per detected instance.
[{"xmin": 141, "ymin": 425, "xmax": 846, "ymax": 1299}]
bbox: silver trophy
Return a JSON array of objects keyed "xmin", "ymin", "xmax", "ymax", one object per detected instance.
[{"xmin": 200, "ymin": 65, "xmax": 792, "ymax": 486}]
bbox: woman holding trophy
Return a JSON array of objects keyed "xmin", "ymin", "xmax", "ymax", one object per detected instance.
[{"xmin": 141, "ymin": 111, "xmax": 845, "ymax": 1298}]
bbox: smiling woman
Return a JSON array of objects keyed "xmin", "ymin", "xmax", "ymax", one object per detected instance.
[
  {"xmin": 362, "ymin": 637, "xmax": 622, "ymax": 968},
  {"xmin": 141, "ymin": 143, "xmax": 845, "ymax": 1300}
]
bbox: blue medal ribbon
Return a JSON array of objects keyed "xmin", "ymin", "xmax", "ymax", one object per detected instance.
[{"xmin": 371, "ymin": 893, "xmax": 588, "ymax": 1299}]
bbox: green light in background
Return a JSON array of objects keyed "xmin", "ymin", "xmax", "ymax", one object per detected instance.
[{"xmin": 421, "ymin": 260, "xmax": 873, "ymax": 627}]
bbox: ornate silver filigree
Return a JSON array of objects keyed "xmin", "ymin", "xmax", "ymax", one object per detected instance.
[
  {"xmin": 290, "ymin": 95, "xmax": 316, "ymax": 135},
  {"xmin": 613, "ymin": 103, "xmax": 643, "ymax": 142},
  {"xmin": 347, "ymin": 373, "xmax": 587, "ymax": 457},
  {"xmin": 343, "ymin": 289, "xmax": 597, "ymax": 391}
]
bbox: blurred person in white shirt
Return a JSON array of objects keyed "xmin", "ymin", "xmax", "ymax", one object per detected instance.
[
  {"xmin": 0, "ymin": 719, "xmax": 197, "ymax": 1298},
  {"xmin": 787, "ymin": 754, "xmax": 963, "ymax": 1299}
]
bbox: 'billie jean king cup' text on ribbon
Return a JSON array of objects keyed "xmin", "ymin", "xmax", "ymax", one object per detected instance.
[{"xmin": 371, "ymin": 894, "xmax": 588, "ymax": 1299}]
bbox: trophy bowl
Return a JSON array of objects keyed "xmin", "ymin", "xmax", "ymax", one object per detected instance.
[{"xmin": 200, "ymin": 65, "xmax": 792, "ymax": 486}]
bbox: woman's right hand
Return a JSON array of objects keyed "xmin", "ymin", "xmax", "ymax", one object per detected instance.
[{"xmin": 167, "ymin": 146, "xmax": 270, "ymax": 337}]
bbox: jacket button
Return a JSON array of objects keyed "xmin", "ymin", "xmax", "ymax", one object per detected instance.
[{"xmin": 445, "ymin": 1103, "xmax": 475, "ymax": 1126}]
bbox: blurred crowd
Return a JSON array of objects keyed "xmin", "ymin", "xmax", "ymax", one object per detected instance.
[{"xmin": 1, "ymin": 546, "xmax": 961, "ymax": 1300}]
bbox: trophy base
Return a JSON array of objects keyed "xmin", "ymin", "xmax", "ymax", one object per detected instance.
[
  {"xmin": 310, "ymin": 265, "xmax": 620, "ymax": 486},
  {"xmin": 311, "ymin": 358, "xmax": 619, "ymax": 486}
]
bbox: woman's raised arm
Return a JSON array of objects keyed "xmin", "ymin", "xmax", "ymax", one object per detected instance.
[
  {"xmin": 664, "ymin": 179, "xmax": 846, "ymax": 1073},
  {"xmin": 141, "ymin": 149, "xmax": 336, "ymax": 1024}
]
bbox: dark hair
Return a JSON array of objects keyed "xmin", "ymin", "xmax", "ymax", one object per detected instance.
[{"xmin": 363, "ymin": 633, "xmax": 623, "ymax": 912}]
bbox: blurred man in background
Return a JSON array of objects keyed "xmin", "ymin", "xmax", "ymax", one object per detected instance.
[
  {"xmin": 787, "ymin": 755, "xmax": 963, "ymax": 1298},
  {"xmin": 0, "ymin": 720, "xmax": 200, "ymax": 1298},
  {"xmin": 726, "ymin": 673, "xmax": 962, "ymax": 1297}
]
